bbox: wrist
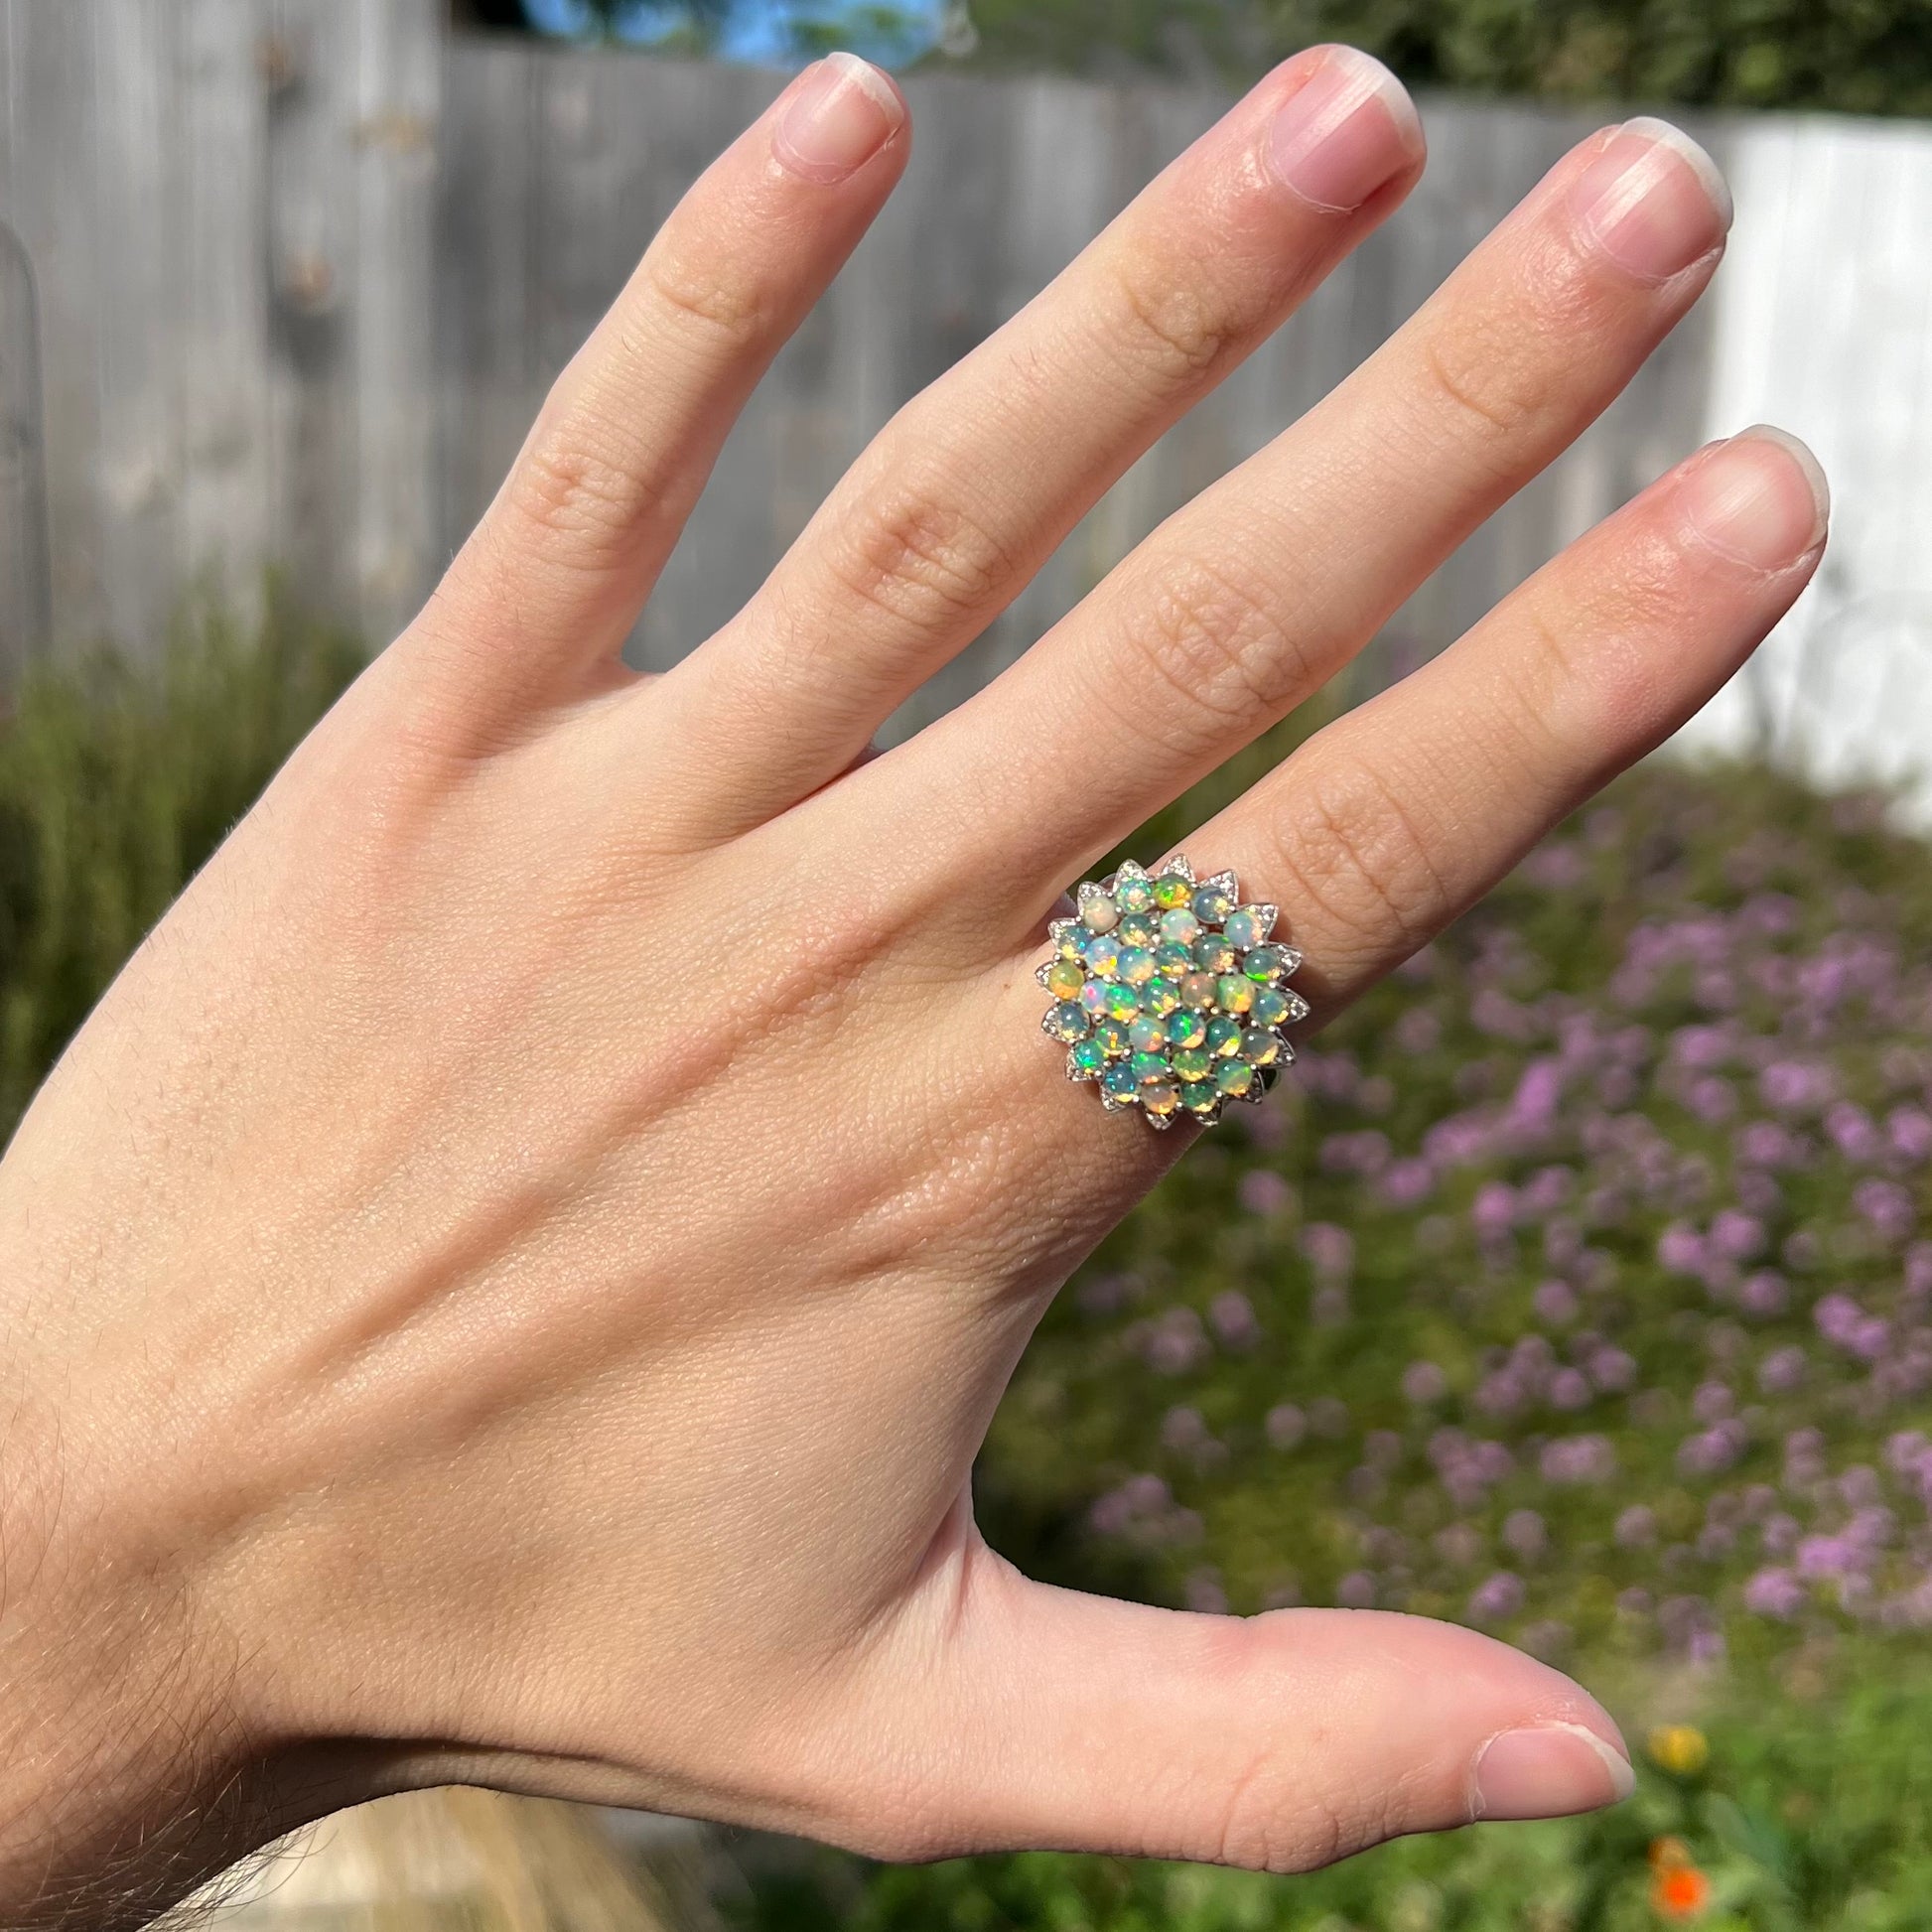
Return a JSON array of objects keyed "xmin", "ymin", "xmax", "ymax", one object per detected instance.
[{"xmin": 0, "ymin": 1368, "xmax": 275, "ymax": 1928}]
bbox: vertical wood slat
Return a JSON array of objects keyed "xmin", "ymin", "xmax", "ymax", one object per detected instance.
[{"xmin": 0, "ymin": 9, "xmax": 1840, "ymax": 748}]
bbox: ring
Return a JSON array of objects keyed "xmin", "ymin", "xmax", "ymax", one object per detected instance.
[{"xmin": 1038, "ymin": 856, "xmax": 1308, "ymax": 1129}]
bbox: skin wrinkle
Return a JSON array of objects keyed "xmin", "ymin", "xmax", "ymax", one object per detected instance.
[{"xmin": 0, "ymin": 55, "xmax": 1824, "ymax": 1932}]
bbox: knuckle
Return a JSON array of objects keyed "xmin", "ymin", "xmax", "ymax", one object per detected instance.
[
  {"xmin": 1115, "ymin": 556, "xmax": 1307, "ymax": 742},
  {"xmin": 1105, "ymin": 254, "xmax": 1241, "ymax": 386},
  {"xmin": 824, "ymin": 483, "xmax": 1019, "ymax": 634},
  {"xmin": 639, "ymin": 237, "xmax": 773, "ymax": 346},
  {"xmin": 502, "ymin": 430, "xmax": 648, "ymax": 568},
  {"xmin": 1270, "ymin": 755, "xmax": 1452, "ymax": 971}
]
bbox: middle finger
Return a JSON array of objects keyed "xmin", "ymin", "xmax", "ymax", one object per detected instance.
[{"xmin": 919, "ymin": 117, "xmax": 1733, "ymax": 917}]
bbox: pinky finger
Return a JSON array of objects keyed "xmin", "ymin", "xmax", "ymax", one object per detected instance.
[{"xmin": 1199, "ymin": 425, "xmax": 1829, "ymax": 1013}]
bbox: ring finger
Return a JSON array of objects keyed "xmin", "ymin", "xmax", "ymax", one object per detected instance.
[{"xmin": 915, "ymin": 117, "xmax": 1736, "ymax": 912}]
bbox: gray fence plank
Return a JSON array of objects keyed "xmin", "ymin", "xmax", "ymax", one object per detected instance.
[{"xmin": 0, "ymin": 15, "xmax": 1754, "ymax": 735}]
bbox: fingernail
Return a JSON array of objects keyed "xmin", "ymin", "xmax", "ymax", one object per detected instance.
[
  {"xmin": 1473, "ymin": 1722, "xmax": 1635, "ymax": 1822},
  {"xmin": 773, "ymin": 53, "xmax": 904, "ymax": 185},
  {"xmin": 1268, "ymin": 46, "xmax": 1424, "ymax": 213},
  {"xmin": 1681, "ymin": 426, "xmax": 1831, "ymax": 569},
  {"xmin": 1569, "ymin": 116, "xmax": 1731, "ymax": 280}
]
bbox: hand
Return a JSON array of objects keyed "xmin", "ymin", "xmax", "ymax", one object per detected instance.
[{"xmin": 0, "ymin": 47, "xmax": 1825, "ymax": 1930}]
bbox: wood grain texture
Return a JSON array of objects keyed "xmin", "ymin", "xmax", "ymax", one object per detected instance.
[{"xmin": 0, "ymin": 9, "xmax": 1739, "ymax": 730}]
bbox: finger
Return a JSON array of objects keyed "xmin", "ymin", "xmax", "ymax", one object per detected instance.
[
  {"xmin": 652, "ymin": 47, "xmax": 1425, "ymax": 835},
  {"xmin": 1196, "ymin": 426, "xmax": 1829, "ymax": 1018},
  {"xmin": 917, "ymin": 117, "xmax": 1734, "ymax": 902},
  {"xmin": 407, "ymin": 56, "xmax": 909, "ymax": 722},
  {"xmin": 854, "ymin": 1574, "xmax": 1631, "ymax": 1867}
]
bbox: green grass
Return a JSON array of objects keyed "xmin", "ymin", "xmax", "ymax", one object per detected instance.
[
  {"xmin": 8, "ymin": 611, "xmax": 1932, "ymax": 1929},
  {"xmin": 0, "ymin": 585, "xmax": 361, "ymax": 1136}
]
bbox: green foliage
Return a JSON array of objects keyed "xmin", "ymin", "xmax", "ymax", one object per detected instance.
[
  {"xmin": 744, "ymin": 1661, "xmax": 1932, "ymax": 1928},
  {"xmin": 747, "ymin": 751, "xmax": 1932, "ymax": 1928},
  {"xmin": 0, "ymin": 586, "xmax": 362, "ymax": 1139},
  {"xmin": 962, "ymin": 0, "xmax": 1932, "ymax": 116}
]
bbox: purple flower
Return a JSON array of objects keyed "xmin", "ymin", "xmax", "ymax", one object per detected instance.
[
  {"xmin": 1542, "ymin": 1435, "xmax": 1617, "ymax": 1484},
  {"xmin": 1893, "ymin": 1108, "xmax": 1932, "ymax": 1163},
  {"xmin": 1378, "ymin": 1157, "xmax": 1436, "ymax": 1207},
  {"xmin": 1615, "ymin": 1504, "xmax": 1657, "ymax": 1547},
  {"xmin": 1335, "ymin": 1570, "xmax": 1377, "ymax": 1609},
  {"xmin": 1588, "ymin": 1345, "xmax": 1637, "ymax": 1393},
  {"xmin": 1739, "ymin": 1271, "xmax": 1790, "ymax": 1319},
  {"xmin": 1265, "ymin": 1404, "xmax": 1307, "ymax": 1450},
  {"xmin": 1302, "ymin": 1222, "xmax": 1354, "ymax": 1283},
  {"xmin": 1508, "ymin": 1060, "xmax": 1564, "ymax": 1132},
  {"xmin": 1758, "ymin": 1345, "xmax": 1808, "ymax": 1395},
  {"xmin": 1532, "ymin": 1279, "xmax": 1580, "ymax": 1325},
  {"xmin": 1237, "ymin": 1170, "xmax": 1293, "ymax": 1217},
  {"xmin": 1471, "ymin": 1181, "xmax": 1517, "ymax": 1239},
  {"xmin": 1710, "ymin": 1209, "xmax": 1767, "ymax": 1261},
  {"xmin": 1658, "ymin": 1223, "xmax": 1706, "ymax": 1276},
  {"xmin": 1467, "ymin": 1572, "xmax": 1526, "ymax": 1623},
  {"xmin": 1162, "ymin": 1406, "xmax": 1211, "ymax": 1452},
  {"xmin": 1502, "ymin": 1508, "xmax": 1547, "ymax": 1560},
  {"xmin": 1693, "ymin": 1381, "xmax": 1735, "ymax": 1424},
  {"xmin": 1678, "ymin": 1419, "xmax": 1748, "ymax": 1477},
  {"xmin": 1761, "ymin": 1060, "xmax": 1835, "ymax": 1114},
  {"xmin": 1402, "ymin": 1360, "xmax": 1449, "ymax": 1405},
  {"xmin": 1143, "ymin": 1307, "xmax": 1208, "ymax": 1375},
  {"xmin": 1185, "ymin": 1569, "xmax": 1230, "ymax": 1614},
  {"xmin": 1207, "ymin": 1291, "xmax": 1261, "ymax": 1349},
  {"xmin": 1548, "ymin": 1367, "xmax": 1592, "ymax": 1412},
  {"xmin": 1855, "ymin": 1177, "xmax": 1916, "ymax": 1245}
]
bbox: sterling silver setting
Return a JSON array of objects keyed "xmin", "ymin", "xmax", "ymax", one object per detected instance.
[{"xmin": 1037, "ymin": 855, "xmax": 1307, "ymax": 1130}]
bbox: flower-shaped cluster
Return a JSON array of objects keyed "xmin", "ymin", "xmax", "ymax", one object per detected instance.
[{"xmin": 1038, "ymin": 856, "xmax": 1308, "ymax": 1129}]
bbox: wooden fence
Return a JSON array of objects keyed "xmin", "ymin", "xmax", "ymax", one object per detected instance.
[{"xmin": 0, "ymin": 0, "xmax": 1913, "ymax": 755}]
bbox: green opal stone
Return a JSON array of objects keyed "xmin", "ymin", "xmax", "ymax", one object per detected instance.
[
  {"xmin": 1152, "ymin": 874, "xmax": 1192, "ymax": 909},
  {"xmin": 1114, "ymin": 876, "xmax": 1155, "ymax": 914},
  {"xmin": 1179, "ymin": 971, "xmax": 1218, "ymax": 1010},
  {"xmin": 1251, "ymin": 986, "xmax": 1291, "ymax": 1028},
  {"xmin": 1046, "ymin": 1002, "xmax": 1088, "ymax": 1041},
  {"xmin": 1240, "ymin": 1027, "xmax": 1280, "ymax": 1067},
  {"xmin": 1154, "ymin": 941, "xmax": 1194, "ymax": 976},
  {"xmin": 1224, "ymin": 908, "xmax": 1265, "ymax": 950},
  {"xmin": 1243, "ymin": 945, "xmax": 1286, "ymax": 982},
  {"xmin": 1143, "ymin": 976, "xmax": 1180, "ymax": 1016},
  {"xmin": 1102, "ymin": 1064, "xmax": 1139, "ymax": 1100},
  {"xmin": 1104, "ymin": 983, "xmax": 1141, "ymax": 1022},
  {"xmin": 1130, "ymin": 1050, "xmax": 1172, "ymax": 1085},
  {"xmin": 1171, "ymin": 1047, "xmax": 1212, "ymax": 1083},
  {"xmin": 1093, "ymin": 1019, "xmax": 1132, "ymax": 1057},
  {"xmin": 1181, "ymin": 1081, "xmax": 1220, "ymax": 1116},
  {"xmin": 1056, "ymin": 927, "xmax": 1086, "ymax": 960},
  {"xmin": 1191, "ymin": 885, "xmax": 1234, "ymax": 924},
  {"xmin": 1159, "ymin": 907, "xmax": 1201, "ymax": 945},
  {"xmin": 1045, "ymin": 958, "xmax": 1085, "ymax": 999},
  {"xmin": 1069, "ymin": 1036, "xmax": 1108, "ymax": 1075},
  {"xmin": 1142, "ymin": 1083, "xmax": 1181, "ymax": 1118},
  {"xmin": 1115, "ymin": 911, "xmax": 1157, "ymax": 948},
  {"xmin": 1206, "ymin": 1016, "xmax": 1243, "ymax": 1058},
  {"xmin": 1192, "ymin": 934, "xmax": 1236, "ymax": 974},
  {"xmin": 1167, "ymin": 1009, "xmax": 1207, "ymax": 1050},
  {"xmin": 1118, "ymin": 946, "xmax": 1157, "ymax": 986},
  {"xmin": 1083, "ymin": 934, "xmax": 1121, "ymax": 977},
  {"xmin": 1128, "ymin": 1015, "xmax": 1169, "ymax": 1053},
  {"xmin": 1215, "ymin": 974, "xmax": 1255, "ymax": 1015},
  {"xmin": 1216, "ymin": 1059, "xmax": 1255, "ymax": 1097}
]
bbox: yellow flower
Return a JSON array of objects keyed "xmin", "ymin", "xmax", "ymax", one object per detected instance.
[{"xmin": 1648, "ymin": 1725, "xmax": 1710, "ymax": 1777}]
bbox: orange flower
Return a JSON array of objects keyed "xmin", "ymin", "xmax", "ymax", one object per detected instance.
[{"xmin": 1651, "ymin": 1862, "xmax": 1712, "ymax": 1919}]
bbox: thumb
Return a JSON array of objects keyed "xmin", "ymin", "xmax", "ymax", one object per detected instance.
[{"xmin": 867, "ymin": 1556, "xmax": 1634, "ymax": 1870}]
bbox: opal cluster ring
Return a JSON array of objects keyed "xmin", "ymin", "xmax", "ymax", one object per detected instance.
[{"xmin": 1038, "ymin": 856, "xmax": 1308, "ymax": 1129}]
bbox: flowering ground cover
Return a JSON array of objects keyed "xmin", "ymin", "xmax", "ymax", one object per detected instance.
[
  {"xmin": 760, "ymin": 751, "xmax": 1932, "ymax": 1929},
  {"xmin": 8, "ymin": 618, "xmax": 1932, "ymax": 1927}
]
